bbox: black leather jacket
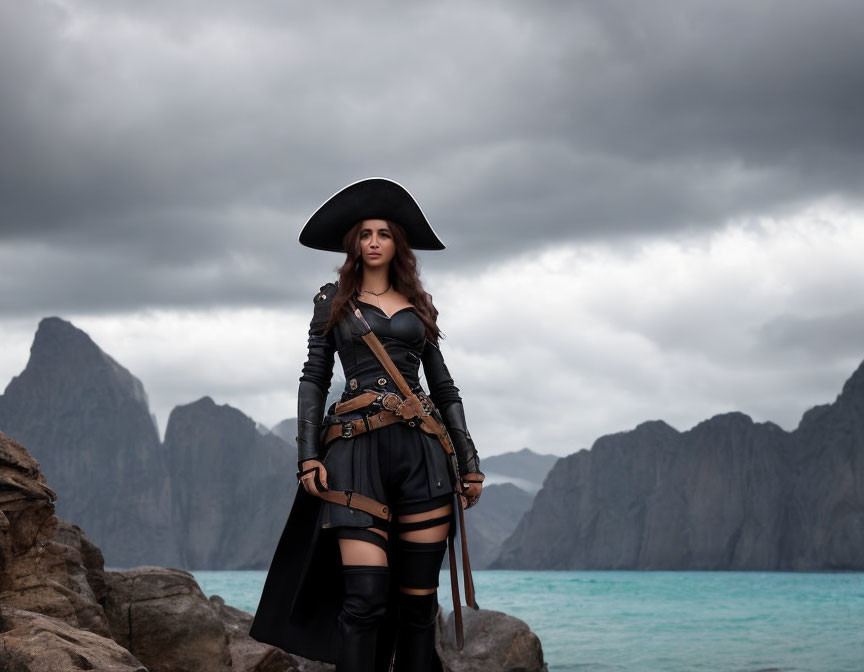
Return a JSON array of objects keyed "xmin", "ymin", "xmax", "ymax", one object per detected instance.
[{"xmin": 296, "ymin": 281, "xmax": 481, "ymax": 476}]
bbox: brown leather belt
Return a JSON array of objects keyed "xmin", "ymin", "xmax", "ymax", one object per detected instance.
[
  {"xmin": 332, "ymin": 391, "xmax": 380, "ymax": 414},
  {"xmin": 324, "ymin": 408, "xmax": 405, "ymax": 445},
  {"xmin": 316, "ymin": 489, "xmax": 391, "ymax": 521},
  {"xmin": 327, "ymin": 389, "xmax": 453, "ymax": 449}
]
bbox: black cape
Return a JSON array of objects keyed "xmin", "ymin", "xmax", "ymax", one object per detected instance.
[{"xmin": 248, "ymin": 485, "xmax": 343, "ymax": 662}]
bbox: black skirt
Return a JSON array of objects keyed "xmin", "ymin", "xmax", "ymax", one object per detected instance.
[{"xmin": 320, "ymin": 420, "xmax": 457, "ymax": 531}]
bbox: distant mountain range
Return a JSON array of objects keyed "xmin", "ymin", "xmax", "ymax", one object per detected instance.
[
  {"xmin": 4, "ymin": 316, "xmax": 861, "ymax": 571},
  {"xmin": 492, "ymin": 361, "xmax": 864, "ymax": 570},
  {"xmin": 480, "ymin": 448, "xmax": 559, "ymax": 493},
  {"xmin": 0, "ymin": 317, "xmax": 545, "ymax": 569},
  {"xmin": 0, "ymin": 318, "xmax": 297, "ymax": 569},
  {"xmin": 0, "ymin": 317, "xmax": 182, "ymax": 567}
]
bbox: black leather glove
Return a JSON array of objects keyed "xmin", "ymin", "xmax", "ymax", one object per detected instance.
[{"xmin": 296, "ymin": 283, "xmax": 337, "ymax": 465}]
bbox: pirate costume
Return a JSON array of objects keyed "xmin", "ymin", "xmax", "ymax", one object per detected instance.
[{"xmin": 249, "ymin": 178, "xmax": 484, "ymax": 672}]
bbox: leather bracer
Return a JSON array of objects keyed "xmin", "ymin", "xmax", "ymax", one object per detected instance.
[
  {"xmin": 441, "ymin": 401, "xmax": 482, "ymax": 476},
  {"xmin": 421, "ymin": 337, "xmax": 482, "ymax": 476},
  {"xmin": 297, "ymin": 284, "xmax": 337, "ymax": 465},
  {"xmin": 297, "ymin": 379, "xmax": 327, "ymax": 464}
]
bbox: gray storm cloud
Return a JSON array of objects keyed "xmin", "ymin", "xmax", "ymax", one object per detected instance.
[
  {"xmin": 2, "ymin": 0, "xmax": 864, "ymax": 316},
  {"xmin": 2, "ymin": 1, "xmax": 864, "ymax": 456}
]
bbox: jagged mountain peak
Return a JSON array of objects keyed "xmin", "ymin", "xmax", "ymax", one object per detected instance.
[
  {"xmin": 592, "ymin": 419, "xmax": 679, "ymax": 452},
  {"xmin": 183, "ymin": 395, "xmax": 216, "ymax": 410},
  {"xmin": 4, "ymin": 316, "xmax": 150, "ymax": 409},
  {"xmin": 691, "ymin": 411, "xmax": 755, "ymax": 432},
  {"xmin": 632, "ymin": 419, "xmax": 680, "ymax": 435},
  {"xmin": 507, "ymin": 447, "xmax": 557, "ymax": 458},
  {"xmin": 34, "ymin": 318, "xmax": 142, "ymax": 396},
  {"xmin": 31, "ymin": 317, "xmax": 103, "ymax": 365},
  {"xmin": 165, "ymin": 396, "xmax": 259, "ymax": 442},
  {"xmin": 169, "ymin": 395, "xmax": 246, "ymax": 419},
  {"xmin": 795, "ymin": 359, "xmax": 864, "ymax": 433},
  {"xmin": 840, "ymin": 358, "xmax": 864, "ymax": 402},
  {"xmin": 36, "ymin": 315, "xmax": 86, "ymax": 336}
]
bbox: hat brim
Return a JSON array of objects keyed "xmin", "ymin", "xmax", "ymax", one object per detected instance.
[{"xmin": 298, "ymin": 177, "xmax": 446, "ymax": 252}]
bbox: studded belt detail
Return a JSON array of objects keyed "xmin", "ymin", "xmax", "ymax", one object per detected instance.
[{"xmin": 323, "ymin": 388, "xmax": 436, "ymax": 446}]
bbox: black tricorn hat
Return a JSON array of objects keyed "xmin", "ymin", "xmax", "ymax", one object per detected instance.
[{"xmin": 299, "ymin": 177, "xmax": 446, "ymax": 252}]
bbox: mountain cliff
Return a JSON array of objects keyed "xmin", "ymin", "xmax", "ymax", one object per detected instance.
[
  {"xmin": 0, "ymin": 317, "xmax": 179, "ymax": 567},
  {"xmin": 164, "ymin": 396, "xmax": 297, "ymax": 569},
  {"xmin": 493, "ymin": 362, "xmax": 864, "ymax": 570},
  {"xmin": 0, "ymin": 317, "xmax": 298, "ymax": 570},
  {"xmin": 781, "ymin": 362, "xmax": 864, "ymax": 568},
  {"xmin": 463, "ymin": 483, "xmax": 535, "ymax": 569}
]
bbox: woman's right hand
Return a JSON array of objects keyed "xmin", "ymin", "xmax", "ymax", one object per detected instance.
[{"xmin": 299, "ymin": 459, "xmax": 328, "ymax": 496}]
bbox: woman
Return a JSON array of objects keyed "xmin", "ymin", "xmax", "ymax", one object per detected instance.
[{"xmin": 249, "ymin": 177, "xmax": 484, "ymax": 672}]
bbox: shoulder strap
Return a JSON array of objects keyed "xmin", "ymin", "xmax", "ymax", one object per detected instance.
[
  {"xmin": 347, "ymin": 299, "xmax": 417, "ymax": 400},
  {"xmin": 346, "ymin": 298, "xmax": 479, "ymax": 645}
]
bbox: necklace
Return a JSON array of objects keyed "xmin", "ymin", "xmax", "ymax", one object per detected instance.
[
  {"xmin": 359, "ymin": 283, "xmax": 391, "ymax": 297},
  {"xmin": 358, "ymin": 283, "xmax": 391, "ymax": 310}
]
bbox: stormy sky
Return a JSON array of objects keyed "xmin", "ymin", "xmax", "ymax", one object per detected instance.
[{"xmin": 2, "ymin": 0, "xmax": 863, "ymax": 456}]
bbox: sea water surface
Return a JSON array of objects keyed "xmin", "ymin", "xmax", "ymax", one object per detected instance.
[{"xmin": 191, "ymin": 569, "xmax": 864, "ymax": 672}]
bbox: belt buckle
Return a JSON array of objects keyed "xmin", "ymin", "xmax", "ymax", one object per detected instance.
[
  {"xmin": 380, "ymin": 392, "xmax": 402, "ymax": 412},
  {"xmin": 341, "ymin": 421, "xmax": 354, "ymax": 438}
]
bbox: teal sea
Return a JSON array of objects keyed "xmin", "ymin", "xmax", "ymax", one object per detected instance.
[{"xmin": 191, "ymin": 569, "xmax": 864, "ymax": 672}]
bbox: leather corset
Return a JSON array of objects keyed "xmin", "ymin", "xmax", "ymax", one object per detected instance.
[
  {"xmin": 296, "ymin": 282, "xmax": 481, "ymax": 476},
  {"xmin": 334, "ymin": 301, "xmax": 427, "ymax": 395}
]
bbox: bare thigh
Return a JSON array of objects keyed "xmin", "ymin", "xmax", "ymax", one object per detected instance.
[{"xmin": 338, "ymin": 528, "xmax": 389, "ymax": 566}]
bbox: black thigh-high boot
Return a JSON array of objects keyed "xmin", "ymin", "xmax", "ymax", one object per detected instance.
[
  {"xmin": 391, "ymin": 531, "xmax": 449, "ymax": 671},
  {"xmin": 337, "ymin": 565, "xmax": 390, "ymax": 672},
  {"xmin": 393, "ymin": 591, "xmax": 443, "ymax": 672}
]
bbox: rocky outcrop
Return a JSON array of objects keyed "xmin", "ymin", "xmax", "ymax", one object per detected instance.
[
  {"xmin": 163, "ymin": 396, "xmax": 297, "ymax": 569},
  {"xmin": 0, "ymin": 430, "xmax": 112, "ymax": 636},
  {"xmin": 102, "ymin": 566, "xmax": 232, "ymax": 672},
  {"xmin": 209, "ymin": 595, "xmax": 327, "ymax": 672},
  {"xmin": 1, "ymin": 429, "xmax": 548, "ymax": 671},
  {"xmin": 210, "ymin": 595, "xmax": 333, "ymax": 672},
  {"xmin": 0, "ymin": 317, "xmax": 178, "ymax": 568},
  {"xmin": 0, "ymin": 429, "xmax": 256, "ymax": 671},
  {"xmin": 213, "ymin": 597, "xmax": 548, "ymax": 672},
  {"xmin": 0, "ymin": 606, "xmax": 147, "ymax": 672},
  {"xmin": 494, "ymin": 360, "xmax": 864, "ymax": 570},
  {"xmin": 437, "ymin": 608, "xmax": 547, "ymax": 672}
]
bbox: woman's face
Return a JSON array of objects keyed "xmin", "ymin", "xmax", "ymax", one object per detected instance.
[{"xmin": 358, "ymin": 219, "xmax": 396, "ymax": 269}]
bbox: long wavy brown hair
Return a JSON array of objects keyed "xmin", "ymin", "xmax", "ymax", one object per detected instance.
[{"xmin": 323, "ymin": 219, "xmax": 442, "ymax": 342}]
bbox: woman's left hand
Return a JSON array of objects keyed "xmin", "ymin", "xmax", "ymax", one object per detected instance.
[{"xmin": 460, "ymin": 480, "xmax": 483, "ymax": 509}]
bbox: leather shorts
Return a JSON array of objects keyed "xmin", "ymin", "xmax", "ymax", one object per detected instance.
[{"xmin": 319, "ymin": 420, "xmax": 456, "ymax": 531}]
